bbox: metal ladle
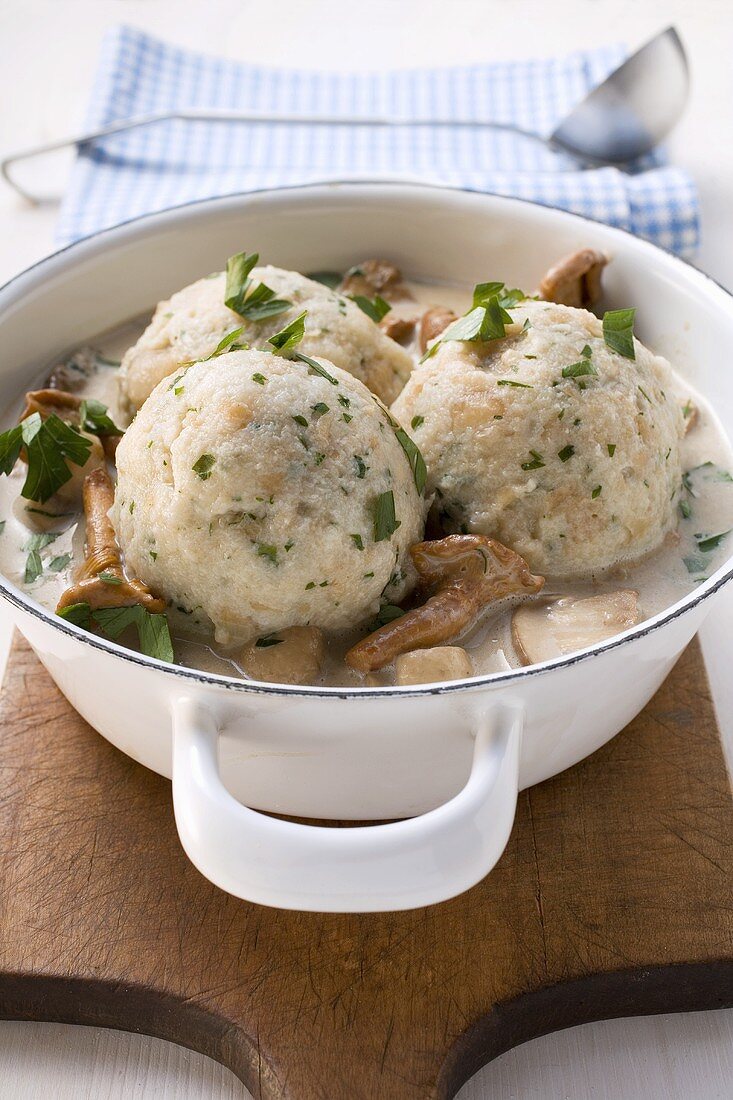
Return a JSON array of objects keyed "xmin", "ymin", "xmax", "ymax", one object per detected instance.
[{"xmin": 1, "ymin": 26, "xmax": 688, "ymax": 205}]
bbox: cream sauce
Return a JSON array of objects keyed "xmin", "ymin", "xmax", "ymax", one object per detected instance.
[{"xmin": 2, "ymin": 279, "xmax": 732, "ymax": 686}]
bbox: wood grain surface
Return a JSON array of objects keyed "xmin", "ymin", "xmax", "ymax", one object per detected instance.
[{"xmin": 0, "ymin": 634, "xmax": 730, "ymax": 1100}]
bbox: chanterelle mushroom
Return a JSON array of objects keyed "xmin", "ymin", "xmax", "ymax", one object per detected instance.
[
  {"xmin": 538, "ymin": 248, "xmax": 608, "ymax": 309},
  {"xmin": 339, "ymin": 259, "xmax": 414, "ymax": 302},
  {"xmin": 512, "ymin": 590, "xmax": 639, "ymax": 666},
  {"xmin": 380, "ymin": 313, "xmax": 417, "ymax": 345},
  {"xmin": 56, "ymin": 467, "xmax": 164, "ymax": 614},
  {"xmin": 419, "ymin": 306, "xmax": 458, "ymax": 352},
  {"xmin": 346, "ymin": 534, "xmax": 544, "ymax": 673},
  {"xmin": 21, "ymin": 388, "xmax": 122, "ymax": 461}
]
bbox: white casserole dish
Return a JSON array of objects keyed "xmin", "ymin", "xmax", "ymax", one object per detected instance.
[{"xmin": 1, "ymin": 183, "xmax": 731, "ymax": 913}]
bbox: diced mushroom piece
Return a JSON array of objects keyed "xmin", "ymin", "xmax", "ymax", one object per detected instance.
[
  {"xmin": 20, "ymin": 388, "xmax": 122, "ymax": 461},
  {"xmin": 56, "ymin": 467, "xmax": 165, "ymax": 614},
  {"xmin": 380, "ymin": 313, "xmax": 417, "ymax": 345},
  {"xmin": 419, "ymin": 306, "xmax": 457, "ymax": 352},
  {"xmin": 395, "ymin": 645, "xmax": 473, "ymax": 686},
  {"xmin": 46, "ymin": 348, "xmax": 98, "ymax": 392},
  {"xmin": 339, "ymin": 259, "xmax": 414, "ymax": 302},
  {"xmin": 512, "ymin": 590, "xmax": 639, "ymax": 666},
  {"xmin": 681, "ymin": 398, "xmax": 698, "ymax": 434},
  {"xmin": 235, "ymin": 626, "xmax": 325, "ymax": 685},
  {"xmin": 346, "ymin": 534, "xmax": 544, "ymax": 673},
  {"xmin": 538, "ymin": 249, "xmax": 609, "ymax": 309}
]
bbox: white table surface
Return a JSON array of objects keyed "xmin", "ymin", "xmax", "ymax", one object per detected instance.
[{"xmin": 0, "ymin": 2, "xmax": 732, "ymax": 1097}]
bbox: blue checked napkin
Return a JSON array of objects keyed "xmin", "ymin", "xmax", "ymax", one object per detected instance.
[{"xmin": 57, "ymin": 25, "xmax": 699, "ymax": 256}]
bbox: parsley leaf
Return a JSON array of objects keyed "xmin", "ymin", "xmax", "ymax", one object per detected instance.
[
  {"xmin": 58, "ymin": 602, "xmax": 174, "ymax": 662},
  {"xmin": 24, "ymin": 549, "xmax": 43, "ymax": 584},
  {"xmin": 48, "ymin": 552, "xmax": 72, "ymax": 572},
  {"xmin": 349, "ymin": 295, "xmax": 391, "ymax": 323},
  {"xmin": 192, "ymin": 453, "xmax": 215, "ymax": 480},
  {"xmin": 603, "ymin": 308, "xmax": 636, "ymax": 360},
  {"xmin": 225, "ymin": 251, "xmax": 291, "ymax": 321},
  {"xmin": 562, "ymin": 360, "xmax": 598, "ymax": 380},
  {"xmin": 8, "ymin": 413, "xmax": 94, "ymax": 504},
  {"xmin": 80, "ymin": 398, "xmax": 123, "ymax": 437},
  {"xmin": 268, "ymin": 311, "xmax": 307, "ymax": 355},
  {"xmin": 421, "ymin": 293, "xmax": 513, "ymax": 361},
  {"xmin": 375, "ymin": 603, "xmax": 404, "ymax": 627},
  {"xmin": 521, "ymin": 450, "xmax": 545, "ymax": 471},
  {"xmin": 255, "ymin": 634, "xmax": 284, "ymax": 648},
  {"xmin": 0, "ymin": 424, "xmax": 23, "ymax": 474},
  {"xmin": 696, "ymin": 530, "xmax": 731, "ymax": 553},
  {"xmin": 203, "ymin": 327, "xmax": 249, "ymax": 359},
  {"xmin": 472, "ymin": 282, "xmax": 527, "ymax": 310},
  {"xmin": 373, "ymin": 490, "xmax": 400, "ymax": 542},
  {"xmin": 392, "ymin": 426, "xmax": 427, "ymax": 494},
  {"xmin": 295, "ymin": 351, "xmax": 339, "ymax": 385},
  {"xmin": 307, "ymin": 271, "xmax": 342, "ymax": 290}
]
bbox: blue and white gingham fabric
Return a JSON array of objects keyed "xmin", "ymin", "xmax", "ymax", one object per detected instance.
[{"xmin": 57, "ymin": 25, "xmax": 699, "ymax": 256}]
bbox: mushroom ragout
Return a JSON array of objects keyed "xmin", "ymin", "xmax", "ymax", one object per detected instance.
[{"xmin": 0, "ymin": 251, "xmax": 731, "ymax": 687}]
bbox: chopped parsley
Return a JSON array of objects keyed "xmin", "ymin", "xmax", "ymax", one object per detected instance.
[
  {"xmin": 472, "ymin": 282, "xmax": 527, "ymax": 310},
  {"xmin": 307, "ymin": 271, "xmax": 342, "ymax": 290},
  {"xmin": 203, "ymin": 326, "xmax": 249, "ymax": 359},
  {"xmin": 375, "ymin": 603, "xmax": 404, "ymax": 627},
  {"xmin": 24, "ymin": 550, "xmax": 43, "ymax": 584},
  {"xmin": 0, "ymin": 412, "xmax": 93, "ymax": 504},
  {"xmin": 257, "ymin": 543, "xmax": 278, "ymax": 564},
  {"xmin": 296, "ymin": 351, "xmax": 339, "ymax": 386},
  {"xmin": 521, "ymin": 450, "xmax": 545, "ymax": 471},
  {"xmin": 255, "ymin": 634, "xmax": 284, "ymax": 648},
  {"xmin": 292, "ymin": 414, "xmax": 308, "ymax": 427},
  {"xmin": 411, "ymin": 415, "xmax": 424, "ymax": 430},
  {"xmin": 562, "ymin": 360, "xmax": 597, "ymax": 380},
  {"xmin": 696, "ymin": 530, "xmax": 730, "ymax": 553},
  {"xmin": 350, "ymin": 533, "xmax": 365, "ymax": 550},
  {"xmin": 603, "ymin": 308, "xmax": 636, "ymax": 360},
  {"xmin": 252, "ymin": 372, "xmax": 267, "ymax": 385},
  {"xmin": 392, "ymin": 426, "xmax": 427, "ymax": 494},
  {"xmin": 268, "ymin": 311, "xmax": 307, "ymax": 355},
  {"xmin": 349, "ymin": 294, "xmax": 391, "ymax": 323},
  {"xmin": 48, "ymin": 553, "xmax": 72, "ymax": 573},
  {"xmin": 57, "ymin": 602, "xmax": 174, "ymax": 662},
  {"xmin": 353, "ymin": 455, "xmax": 367, "ymax": 479},
  {"xmin": 497, "ymin": 379, "xmax": 533, "ymax": 389},
  {"xmin": 311, "ymin": 402, "xmax": 329, "ymax": 417},
  {"xmin": 80, "ymin": 398, "xmax": 123, "ymax": 437},
  {"xmin": 192, "ymin": 453, "xmax": 216, "ymax": 480},
  {"xmin": 420, "ymin": 288, "xmax": 513, "ymax": 362},
  {"xmin": 558, "ymin": 445, "xmax": 575, "ymax": 462},
  {"xmin": 373, "ymin": 490, "xmax": 400, "ymax": 542},
  {"xmin": 225, "ymin": 251, "xmax": 291, "ymax": 321},
  {"xmin": 591, "ymin": 485, "xmax": 602, "ymax": 499},
  {"xmin": 607, "ymin": 443, "xmax": 616, "ymax": 457}
]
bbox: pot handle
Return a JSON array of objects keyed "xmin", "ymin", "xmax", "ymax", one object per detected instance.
[{"xmin": 171, "ymin": 697, "xmax": 522, "ymax": 912}]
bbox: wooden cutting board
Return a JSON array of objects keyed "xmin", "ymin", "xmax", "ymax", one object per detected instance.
[{"xmin": 0, "ymin": 634, "xmax": 731, "ymax": 1100}]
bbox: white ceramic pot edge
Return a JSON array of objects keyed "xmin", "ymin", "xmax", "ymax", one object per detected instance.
[{"xmin": 2, "ymin": 183, "xmax": 733, "ymax": 913}]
